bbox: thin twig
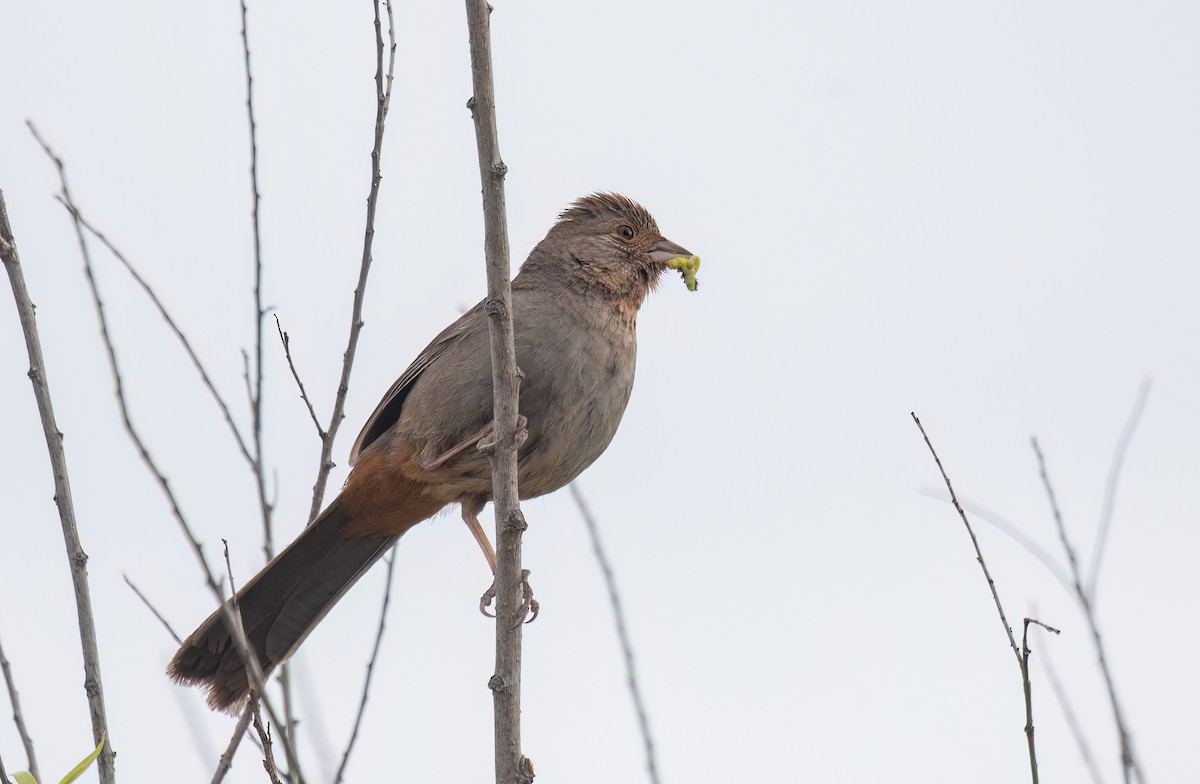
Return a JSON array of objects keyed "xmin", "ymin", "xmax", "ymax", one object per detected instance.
[
  {"xmin": 251, "ymin": 701, "xmax": 282, "ymax": 784},
  {"xmin": 333, "ymin": 548, "xmax": 398, "ymax": 784},
  {"xmin": 123, "ymin": 575, "xmax": 183, "ymax": 645},
  {"xmin": 919, "ymin": 490, "xmax": 1073, "ymax": 592},
  {"xmin": 1020, "ymin": 618, "xmax": 1061, "ymax": 784},
  {"xmin": 912, "ymin": 414, "xmax": 1021, "ymax": 663},
  {"xmin": 30, "ymin": 123, "xmax": 227, "ymax": 603},
  {"xmin": 0, "ymin": 748, "xmax": 8, "ymax": 784},
  {"xmin": 0, "ymin": 631, "xmax": 40, "ymax": 782},
  {"xmin": 1032, "ymin": 439, "xmax": 1144, "ymax": 784},
  {"xmin": 1088, "ymin": 378, "xmax": 1151, "ymax": 602},
  {"xmin": 274, "ymin": 315, "xmax": 324, "ymax": 437},
  {"xmin": 221, "ymin": 542, "xmax": 300, "ymax": 783},
  {"xmin": 912, "ymin": 413, "xmax": 1040, "ymax": 784},
  {"xmin": 1039, "ymin": 634, "xmax": 1108, "ymax": 784},
  {"xmin": 10, "ymin": 143, "xmax": 116, "ymax": 784},
  {"xmin": 306, "ymin": 0, "xmax": 397, "ymax": 525},
  {"xmin": 570, "ymin": 484, "xmax": 661, "ymax": 784},
  {"xmin": 60, "ymin": 206, "xmax": 254, "ymax": 467},
  {"xmin": 212, "ymin": 706, "xmax": 256, "ymax": 784}
]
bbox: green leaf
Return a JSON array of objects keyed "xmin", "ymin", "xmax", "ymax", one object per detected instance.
[
  {"xmin": 58, "ymin": 735, "xmax": 105, "ymax": 784},
  {"xmin": 13, "ymin": 771, "xmax": 39, "ymax": 784}
]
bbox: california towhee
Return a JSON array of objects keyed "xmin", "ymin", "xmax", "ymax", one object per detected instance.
[{"xmin": 168, "ymin": 193, "xmax": 695, "ymax": 711}]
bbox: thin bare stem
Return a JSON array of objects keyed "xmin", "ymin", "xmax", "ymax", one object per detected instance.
[
  {"xmin": 60, "ymin": 207, "xmax": 254, "ymax": 466},
  {"xmin": 333, "ymin": 549, "xmax": 398, "ymax": 783},
  {"xmin": 123, "ymin": 575, "xmax": 183, "ymax": 645},
  {"xmin": 8, "ymin": 146, "xmax": 116, "ymax": 784},
  {"xmin": 920, "ymin": 490, "xmax": 1073, "ymax": 591},
  {"xmin": 0, "ymin": 632, "xmax": 40, "ymax": 782},
  {"xmin": 221, "ymin": 543, "xmax": 302, "ymax": 783},
  {"xmin": 912, "ymin": 414, "xmax": 1021, "ymax": 664},
  {"xmin": 274, "ymin": 315, "xmax": 325, "ymax": 437},
  {"xmin": 306, "ymin": 0, "xmax": 397, "ymax": 525},
  {"xmin": 1088, "ymin": 378, "xmax": 1151, "ymax": 602},
  {"xmin": 1039, "ymin": 635, "xmax": 1107, "ymax": 784},
  {"xmin": 1032, "ymin": 439, "xmax": 1144, "ymax": 784},
  {"xmin": 570, "ymin": 484, "xmax": 661, "ymax": 784},
  {"xmin": 0, "ymin": 749, "xmax": 8, "ymax": 784},
  {"xmin": 911, "ymin": 413, "xmax": 1045, "ymax": 784},
  {"xmin": 211, "ymin": 706, "xmax": 255, "ymax": 784},
  {"xmin": 1020, "ymin": 618, "xmax": 1061, "ymax": 784},
  {"xmin": 251, "ymin": 701, "xmax": 283, "ymax": 784},
  {"xmin": 464, "ymin": 3, "xmax": 533, "ymax": 782},
  {"xmin": 30, "ymin": 123, "xmax": 226, "ymax": 603}
]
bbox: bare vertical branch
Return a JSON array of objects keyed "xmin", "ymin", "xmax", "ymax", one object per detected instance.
[
  {"xmin": 1, "ymin": 187, "xmax": 115, "ymax": 783},
  {"xmin": 1088, "ymin": 378, "xmax": 1151, "ymax": 601},
  {"xmin": 1020, "ymin": 618, "xmax": 1061, "ymax": 784},
  {"xmin": 237, "ymin": 0, "xmax": 273, "ymax": 565},
  {"xmin": 463, "ymin": 3, "xmax": 532, "ymax": 782},
  {"xmin": 333, "ymin": 549, "xmax": 398, "ymax": 784},
  {"xmin": 569, "ymin": 484, "xmax": 661, "ymax": 784},
  {"xmin": 0, "ymin": 632, "xmax": 40, "ymax": 782},
  {"xmin": 1032, "ymin": 439, "xmax": 1144, "ymax": 784},
  {"xmin": 911, "ymin": 413, "xmax": 1045, "ymax": 784},
  {"xmin": 306, "ymin": 0, "xmax": 398, "ymax": 524}
]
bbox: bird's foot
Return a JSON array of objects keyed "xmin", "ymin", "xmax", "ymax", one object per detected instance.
[
  {"xmin": 479, "ymin": 568, "xmax": 540, "ymax": 626},
  {"xmin": 476, "ymin": 415, "xmax": 528, "ymax": 453}
]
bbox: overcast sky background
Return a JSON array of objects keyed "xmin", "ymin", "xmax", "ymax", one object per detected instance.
[{"xmin": 2, "ymin": 2, "xmax": 1198, "ymax": 782}]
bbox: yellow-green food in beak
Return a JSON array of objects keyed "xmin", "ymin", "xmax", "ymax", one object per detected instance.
[{"xmin": 666, "ymin": 255, "xmax": 701, "ymax": 292}]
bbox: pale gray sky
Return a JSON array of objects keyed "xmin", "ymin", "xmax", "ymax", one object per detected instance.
[{"xmin": 2, "ymin": 2, "xmax": 1197, "ymax": 782}]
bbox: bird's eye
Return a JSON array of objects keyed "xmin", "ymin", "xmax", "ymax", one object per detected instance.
[{"xmin": 617, "ymin": 225, "xmax": 635, "ymax": 239}]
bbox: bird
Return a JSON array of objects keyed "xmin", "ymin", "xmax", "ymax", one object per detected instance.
[{"xmin": 167, "ymin": 193, "xmax": 695, "ymax": 711}]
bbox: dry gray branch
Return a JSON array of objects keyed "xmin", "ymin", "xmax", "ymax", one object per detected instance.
[
  {"xmin": 1020, "ymin": 618, "xmax": 1061, "ymax": 784},
  {"xmin": 211, "ymin": 706, "xmax": 256, "ymax": 784},
  {"xmin": 333, "ymin": 548, "xmax": 398, "ymax": 784},
  {"xmin": 0, "ymin": 631, "xmax": 40, "ymax": 782},
  {"xmin": 1039, "ymin": 633, "xmax": 1108, "ymax": 784},
  {"xmin": 464, "ymin": 0, "xmax": 534, "ymax": 779},
  {"xmin": 274, "ymin": 315, "xmax": 325, "ymax": 437},
  {"xmin": 123, "ymin": 575, "xmax": 182, "ymax": 645},
  {"xmin": 570, "ymin": 484, "xmax": 661, "ymax": 784},
  {"xmin": 1032, "ymin": 439, "xmax": 1144, "ymax": 784},
  {"xmin": 306, "ymin": 0, "xmax": 398, "ymax": 526},
  {"xmin": 911, "ymin": 413, "xmax": 1039, "ymax": 784},
  {"xmin": 1, "ymin": 183, "xmax": 115, "ymax": 783}
]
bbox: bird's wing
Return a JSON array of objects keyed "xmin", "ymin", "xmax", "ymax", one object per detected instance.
[{"xmin": 348, "ymin": 303, "xmax": 485, "ymax": 465}]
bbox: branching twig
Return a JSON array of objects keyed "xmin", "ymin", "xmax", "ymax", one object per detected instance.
[
  {"xmin": 0, "ymin": 631, "xmax": 40, "ymax": 782},
  {"xmin": 464, "ymin": 2, "xmax": 533, "ymax": 782},
  {"xmin": 1088, "ymin": 378, "xmax": 1151, "ymax": 602},
  {"xmin": 59, "ymin": 206, "xmax": 254, "ymax": 467},
  {"xmin": 1020, "ymin": 618, "xmax": 1061, "ymax": 784},
  {"xmin": 274, "ymin": 315, "xmax": 324, "ymax": 437},
  {"xmin": 123, "ymin": 575, "xmax": 183, "ymax": 645},
  {"xmin": 306, "ymin": 0, "xmax": 398, "ymax": 525},
  {"xmin": 221, "ymin": 542, "xmax": 300, "ymax": 783},
  {"xmin": 1032, "ymin": 439, "xmax": 1144, "ymax": 784},
  {"xmin": 333, "ymin": 549, "xmax": 398, "ymax": 784},
  {"xmin": 5, "ymin": 162, "xmax": 116, "ymax": 784},
  {"xmin": 912, "ymin": 413, "xmax": 1039, "ymax": 783},
  {"xmin": 570, "ymin": 484, "xmax": 661, "ymax": 784}
]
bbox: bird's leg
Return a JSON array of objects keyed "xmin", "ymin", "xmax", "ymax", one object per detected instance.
[
  {"xmin": 424, "ymin": 423, "xmax": 495, "ymax": 470},
  {"xmin": 465, "ymin": 497, "xmax": 539, "ymax": 624}
]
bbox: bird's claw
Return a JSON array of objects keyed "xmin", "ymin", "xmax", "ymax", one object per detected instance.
[
  {"xmin": 478, "ymin": 568, "xmax": 539, "ymax": 626},
  {"xmin": 477, "ymin": 415, "xmax": 528, "ymax": 453}
]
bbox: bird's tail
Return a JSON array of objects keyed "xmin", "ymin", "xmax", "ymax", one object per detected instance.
[{"xmin": 167, "ymin": 495, "xmax": 397, "ymax": 712}]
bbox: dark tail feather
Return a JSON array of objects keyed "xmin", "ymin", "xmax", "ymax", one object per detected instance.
[{"xmin": 167, "ymin": 496, "xmax": 397, "ymax": 712}]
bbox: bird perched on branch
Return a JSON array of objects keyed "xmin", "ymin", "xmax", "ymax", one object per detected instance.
[{"xmin": 168, "ymin": 193, "xmax": 696, "ymax": 711}]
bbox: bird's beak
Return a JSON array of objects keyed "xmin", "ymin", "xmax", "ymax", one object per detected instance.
[{"xmin": 648, "ymin": 237, "xmax": 693, "ymax": 263}]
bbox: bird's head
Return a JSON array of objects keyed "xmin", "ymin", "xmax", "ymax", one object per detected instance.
[{"xmin": 521, "ymin": 193, "xmax": 694, "ymax": 317}]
